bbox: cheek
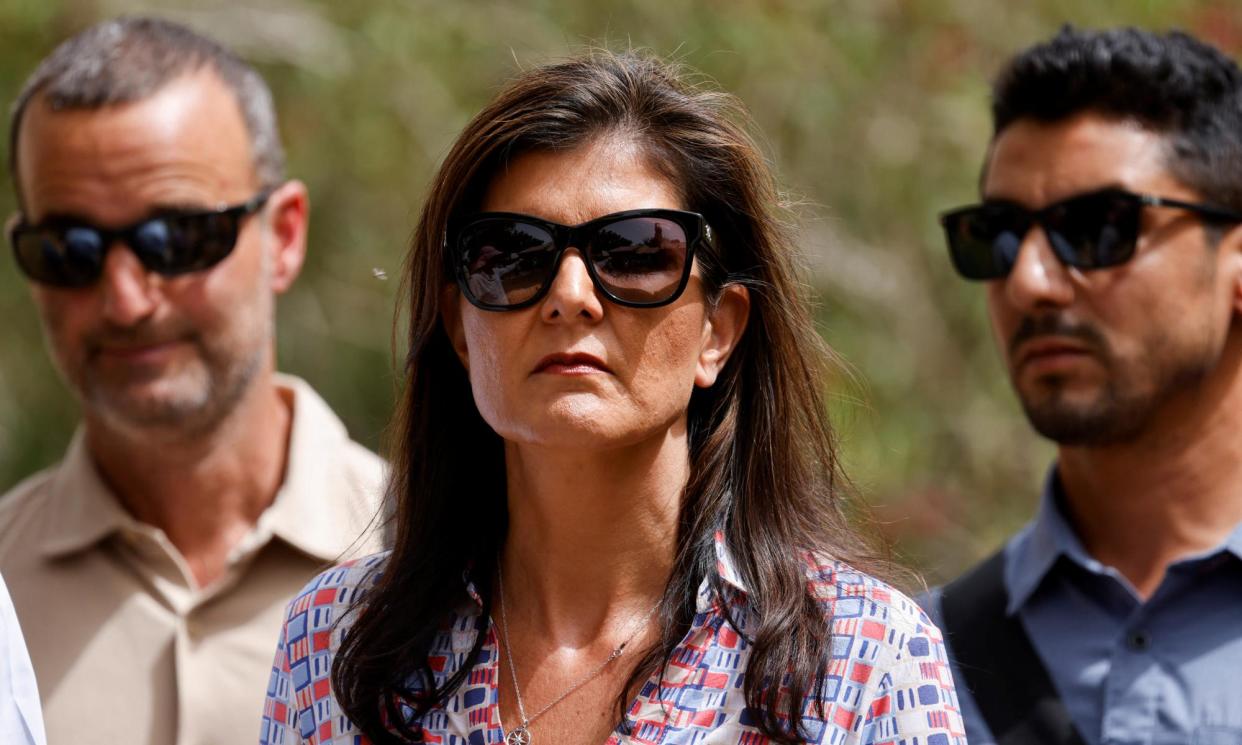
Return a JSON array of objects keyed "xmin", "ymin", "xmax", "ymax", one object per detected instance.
[
  {"xmin": 985, "ymin": 288, "xmax": 1016, "ymax": 355},
  {"xmin": 459, "ymin": 313, "xmax": 517, "ymax": 419},
  {"xmin": 627, "ymin": 312, "xmax": 707, "ymax": 406},
  {"xmin": 33, "ymin": 293, "xmax": 86, "ymax": 358},
  {"xmin": 193, "ymin": 247, "xmax": 273, "ymax": 335}
]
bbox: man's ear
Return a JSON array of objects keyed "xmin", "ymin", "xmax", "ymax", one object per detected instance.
[
  {"xmin": 264, "ymin": 180, "xmax": 309, "ymax": 294},
  {"xmin": 695, "ymin": 284, "xmax": 750, "ymax": 388},
  {"xmin": 440, "ymin": 283, "xmax": 470, "ymax": 371},
  {"xmin": 1217, "ymin": 222, "xmax": 1242, "ymax": 317}
]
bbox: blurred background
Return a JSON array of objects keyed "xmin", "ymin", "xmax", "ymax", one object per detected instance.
[{"xmin": 0, "ymin": 0, "xmax": 1237, "ymax": 584}]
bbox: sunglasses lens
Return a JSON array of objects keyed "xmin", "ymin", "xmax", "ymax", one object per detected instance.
[
  {"xmin": 943, "ymin": 206, "xmax": 1026, "ymax": 280},
  {"xmin": 588, "ymin": 216, "xmax": 689, "ymax": 304},
  {"xmin": 134, "ymin": 213, "xmax": 239, "ymax": 276},
  {"xmin": 12, "ymin": 208, "xmax": 248, "ymax": 287},
  {"xmin": 1045, "ymin": 192, "xmax": 1139, "ymax": 270},
  {"xmin": 12, "ymin": 226, "xmax": 106, "ymax": 287},
  {"xmin": 459, "ymin": 221, "xmax": 558, "ymax": 307}
]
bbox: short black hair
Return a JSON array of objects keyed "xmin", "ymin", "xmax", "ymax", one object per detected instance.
[
  {"xmin": 992, "ymin": 26, "xmax": 1242, "ymax": 212},
  {"xmin": 9, "ymin": 16, "xmax": 285, "ymax": 208}
]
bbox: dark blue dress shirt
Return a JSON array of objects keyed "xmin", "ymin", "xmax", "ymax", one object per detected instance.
[{"xmin": 923, "ymin": 470, "xmax": 1242, "ymax": 745}]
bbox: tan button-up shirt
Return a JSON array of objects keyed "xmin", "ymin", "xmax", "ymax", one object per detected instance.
[{"xmin": 0, "ymin": 375, "xmax": 388, "ymax": 745}]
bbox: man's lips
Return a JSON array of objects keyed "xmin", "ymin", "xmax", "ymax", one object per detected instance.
[
  {"xmin": 92, "ymin": 339, "xmax": 185, "ymax": 364},
  {"xmin": 532, "ymin": 352, "xmax": 611, "ymax": 375},
  {"xmin": 1013, "ymin": 336, "xmax": 1093, "ymax": 371}
]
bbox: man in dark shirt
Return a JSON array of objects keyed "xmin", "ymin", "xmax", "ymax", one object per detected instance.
[{"xmin": 925, "ymin": 26, "xmax": 1242, "ymax": 745}]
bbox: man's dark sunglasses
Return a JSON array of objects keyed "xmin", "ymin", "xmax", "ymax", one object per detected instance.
[
  {"xmin": 939, "ymin": 188, "xmax": 1242, "ymax": 281},
  {"xmin": 449, "ymin": 208, "xmax": 713, "ymax": 311},
  {"xmin": 10, "ymin": 190, "xmax": 272, "ymax": 288}
]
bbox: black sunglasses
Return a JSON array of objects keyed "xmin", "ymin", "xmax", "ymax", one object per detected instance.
[
  {"xmin": 10, "ymin": 190, "xmax": 272, "ymax": 288},
  {"xmin": 940, "ymin": 188, "xmax": 1242, "ymax": 280},
  {"xmin": 449, "ymin": 208, "xmax": 713, "ymax": 311}
]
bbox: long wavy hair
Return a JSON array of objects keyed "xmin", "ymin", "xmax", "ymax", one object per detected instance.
[{"xmin": 333, "ymin": 49, "xmax": 888, "ymax": 744}]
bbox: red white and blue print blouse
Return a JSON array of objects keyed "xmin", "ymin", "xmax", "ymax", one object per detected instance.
[{"xmin": 260, "ymin": 539, "xmax": 966, "ymax": 744}]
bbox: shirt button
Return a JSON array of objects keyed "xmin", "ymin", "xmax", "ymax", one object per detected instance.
[{"xmin": 1125, "ymin": 630, "xmax": 1152, "ymax": 651}]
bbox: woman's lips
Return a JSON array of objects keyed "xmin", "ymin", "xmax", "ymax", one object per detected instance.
[{"xmin": 532, "ymin": 352, "xmax": 611, "ymax": 375}]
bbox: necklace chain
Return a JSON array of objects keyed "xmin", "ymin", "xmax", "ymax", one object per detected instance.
[{"xmin": 494, "ymin": 561, "xmax": 659, "ymax": 745}]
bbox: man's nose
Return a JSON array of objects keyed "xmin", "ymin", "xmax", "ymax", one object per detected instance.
[
  {"xmin": 99, "ymin": 246, "xmax": 159, "ymax": 326},
  {"xmin": 540, "ymin": 248, "xmax": 604, "ymax": 322},
  {"xmin": 999, "ymin": 225, "xmax": 1075, "ymax": 311}
]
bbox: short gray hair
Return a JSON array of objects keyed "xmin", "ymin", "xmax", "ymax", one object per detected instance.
[{"xmin": 9, "ymin": 16, "xmax": 286, "ymax": 204}]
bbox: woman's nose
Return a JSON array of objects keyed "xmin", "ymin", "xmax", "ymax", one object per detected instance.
[{"xmin": 540, "ymin": 248, "xmax": 604, "ymax": 322}]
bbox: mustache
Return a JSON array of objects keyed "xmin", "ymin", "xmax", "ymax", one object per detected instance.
[
  {"xmin": 1008, "ymin": 313, "xmax": 1109, "ymax": 358},
  {"xmin": 83, "ymin": 321, "xmax": 193, "ymax": 354}
]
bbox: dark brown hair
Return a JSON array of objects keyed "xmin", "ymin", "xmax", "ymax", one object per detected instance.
[
  {"xmin": 333, "ymin": 49, "xmax": 886, "ymax": 743},
  {"xmin": 992, "ymin": 26, "xmax": 1242, "ymax": 213}
]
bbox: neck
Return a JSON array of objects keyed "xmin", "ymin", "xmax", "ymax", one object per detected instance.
[
  {"xmin": 85, "ymin": 368, "xmax": 292, "ymax": 589},
  {"xmin": 499, "ymin": 420, "xmax": 684, "ymax": 645},
  {"xmin": 1057, "ymin": 336, "xmax": 1242, "ymax": 599}
]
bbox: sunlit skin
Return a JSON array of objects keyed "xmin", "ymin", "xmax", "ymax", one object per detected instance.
[
  {"xmin": 441, "ymin": 139, "xmax": 749, "ymax": 744},
  {"xmin": 17, "ymin": 69, "xmax": 310, "ymax": 587},
  {"xmin": 983, "ymin": 112, "xmax": 1242, "ymax": 597}
]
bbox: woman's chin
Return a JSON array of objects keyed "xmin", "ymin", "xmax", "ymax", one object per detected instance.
[{"xmin": 491, "ymin": 404, "xmax": 665, "ymax": 452}]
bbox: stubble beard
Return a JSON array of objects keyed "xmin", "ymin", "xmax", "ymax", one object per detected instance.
[
  {"xmin": 1016, "ymin": 332, "xmax": 1216, "ymax": 447},
  {"xmin": 80, "ymin": 336, "xmax": 266, "ymax": 438},
  {"xmin": 58, "ymin": 293, "xmax": 274, "ymax": 440}
]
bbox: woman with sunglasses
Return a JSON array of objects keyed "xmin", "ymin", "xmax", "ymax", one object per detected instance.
[{"xmin": 261, "ymin": 51, "xmax": 963, "ymax": 745}]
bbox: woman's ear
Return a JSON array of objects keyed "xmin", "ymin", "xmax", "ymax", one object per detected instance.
[
  {"xmin": 695, "ymin": 284, "xmax": 750, "ymax": 388},
  {"xmin": 440, "ymin": 284, "xmax": 470, "ymax": 371}
]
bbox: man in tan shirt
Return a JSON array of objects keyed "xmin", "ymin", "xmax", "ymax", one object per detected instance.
[{"xmin": 0, "ymin": 17, "xmax": 387, "ymax": 745}]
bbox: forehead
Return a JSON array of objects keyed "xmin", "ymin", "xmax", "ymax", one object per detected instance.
[
  {"xmin": 480, "ymin": 139, "xmax": 684, "ymax": 223},
  {"xmin": 982, "ymin": 112, "xmax": 1188, "ymax": 206},
  {"xmin": 16, "ymin": 69, "xmax": 257, "ymax": 224}
]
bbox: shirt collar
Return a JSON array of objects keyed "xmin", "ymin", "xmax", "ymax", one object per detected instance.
[
  {"xmin": 1223, "ymin": 524, "xmax": 1242, "ymax": 563},
  {"xmin": 259, "ymin": 374, "xmax": 387, "ymax": 563},
  {"xmin": 712, "ymin": 531, "xmax": 749, "ymax": 590},
  {"xmin": 700, "ymin": 531, "xmax": 751, "ymax": 613},
  {"xmin": 1004, "ymin": 467, "xmax": 1096, "ymax": 615},
  {"xmin": 38, "ymin": 429, "xmax": 138, "ymax": 558},
  {"xmin": 1005, "ymin": 465, "xmax": 1242, "ymax": 614},
  {"xmin": 39, "ymin": 374, "xmax": 381, "ymax": 564}
]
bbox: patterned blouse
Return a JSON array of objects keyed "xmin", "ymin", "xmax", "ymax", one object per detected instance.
[{"xmin": 260, "ymin": 539, "xmax": 966, "ymax": 745}]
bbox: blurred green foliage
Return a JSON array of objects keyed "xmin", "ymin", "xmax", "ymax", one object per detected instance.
[{"xmin": 0, "ymin": 0, "xmax": 1237, "ymax": 583}]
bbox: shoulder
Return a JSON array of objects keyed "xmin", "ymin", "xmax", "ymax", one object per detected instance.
[
  {"xmin": 283, "ymin": 375, "xmax": 387, "ymax": 498},
  {"xmin": 339, "ymin": 439, "xmax": 387, "ymax": 496},
  {"xmin": 802, "ymin": 557, "xmax": 966, "ymax": 740},
  {"xmin": 805, "ymin": 557, "xmax": 957, "ymax": 703},
  {"xmin": 0, "ymin": 466, "xmax": 57, "ymax": 517},
  {"xmin": 279, "ymin": 552, "xmax": 390, "ymax": 665},
  {"xmin": 807, "ymin": 556, "xmax": 939, "ymax": 645},
  {"xmin": 283, "ymin": 551, "xmax": 390, "ymax": 628},
  {"xmin": 0, "ymin": 467, "xmax": 58, "ymax": 552}
]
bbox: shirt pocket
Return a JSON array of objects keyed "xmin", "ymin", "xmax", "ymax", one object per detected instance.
[{"xmin": 1195, "ymin": 726, "xmax": 1242, "ymax": 745}]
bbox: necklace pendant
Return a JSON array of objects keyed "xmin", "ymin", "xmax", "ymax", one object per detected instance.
[{"xmin": 504, "ymin": 724, "xmax": 532, "ymax": 745}]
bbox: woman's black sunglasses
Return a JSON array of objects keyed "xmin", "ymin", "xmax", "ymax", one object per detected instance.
[
  {"xmin": 10, "ymin": 190, "xmax": 272, "ymax": 288},
  {"xmin": 449, "ymin": 208, "xmax": 713, "ymax": 311},
  {"xmin": 940, "ymin": 188, "xmax": 1242, "ymax": 281}
]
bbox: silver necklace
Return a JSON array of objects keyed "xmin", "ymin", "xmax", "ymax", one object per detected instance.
[{"xmin": 493, "ymin": 561, "xmax": 659, "ymax": 745}]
